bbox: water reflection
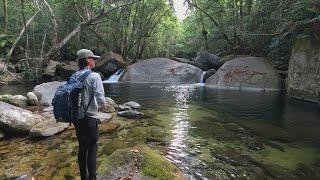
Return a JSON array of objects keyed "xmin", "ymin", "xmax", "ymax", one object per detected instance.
[{"xmin": 164, "ymin": 85, "xmax": 207, "ymax": 180}]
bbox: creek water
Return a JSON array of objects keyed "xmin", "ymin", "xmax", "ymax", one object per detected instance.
[{"xmin": 0, "ymin": 83, "xmax": 320, "ymax": 179}]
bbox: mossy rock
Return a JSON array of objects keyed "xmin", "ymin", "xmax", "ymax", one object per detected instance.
[
  {"xmin": 100, "ymin": 139, "xmax": 128, "ymax": 155},
  {"xmin": 99, "ymin": 146, "xmax": 185, "ymax": 180},
  {"xmin": 0, "ymin": 94, "xmax": 13, "ymax": 104},
  {"xmin": 100, "ymin": 122, "xmax": 121, "ymax": 134}
]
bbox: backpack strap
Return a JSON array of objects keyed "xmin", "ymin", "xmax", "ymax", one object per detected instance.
[{"xmin": 77, "ymin": 70, "xmax": 92, "ymax": 82}]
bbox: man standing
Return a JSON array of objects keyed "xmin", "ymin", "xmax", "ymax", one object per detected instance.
[{"xmin": 72, "ymin": 49, "xmax": 105, "ymax": 180}]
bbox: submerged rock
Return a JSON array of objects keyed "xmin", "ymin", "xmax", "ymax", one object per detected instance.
[
  {"xmin": 117, "ymin": 110, "xmax": 143, "ymax": 119},
  {"xmin": 205, "ymin": 57, "xmax": 281, "ymax": 90},
  {"xmin": 26, "ymin": 92, "xmax": 38, "ymax": 106},
  {"xmin": 99, "ymin": 122, "xmax": 120, "ymax": 134},
  {"xmin": 120, "ymin": 58, "xmax": 203, "ymax": 83},
  {"xmin": 33, "ymin": 81, "xmax": 65, "ymax": 106},
  {"xmin": 98, "ymin": 146, "xmax": 185, "ymax": 180},
  {"xmin": 29, "ymin": 114, "xmax": 69, "ymax": 139},
  {"xmin": 12, "ymin": 95, "xmax": 27, "ymax": 107},
  {"xmin": 118, "ymin": 105, "xmax": 132, "ymax": 111},
  {"xmin": 124, "ymin": 101, "xmax": 141, "ymax": 109},
  {"xmin": 0, "ymin": 101, "xmax": 44, "ymax": 134}
]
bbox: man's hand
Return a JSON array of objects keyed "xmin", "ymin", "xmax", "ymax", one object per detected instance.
[{"xmin": 98, "ymin": 104, "xmax": 105, "ymax": 112}]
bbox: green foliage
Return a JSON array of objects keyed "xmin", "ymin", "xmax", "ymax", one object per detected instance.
[{"xmin": 0, "ymin": 33, "xmax": 14, "ymax": 58}]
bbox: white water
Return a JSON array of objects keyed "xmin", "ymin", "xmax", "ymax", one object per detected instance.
[
  {"xmin": 103, "ymin": 69, "xmax": 124, "ymax": 83},
  {"xmin": 196, "ymin": 71, "xmax": 206, "ymax": 86}
]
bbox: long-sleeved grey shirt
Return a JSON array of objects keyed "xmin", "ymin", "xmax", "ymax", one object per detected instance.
[{"xmin": 72, "ymin": 68, "xmax": 105, "ymax": 119}]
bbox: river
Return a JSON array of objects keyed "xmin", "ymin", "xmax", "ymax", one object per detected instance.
[{"xmin": 0, "ymin": 82, "xmax": 320, "ymax": 179}]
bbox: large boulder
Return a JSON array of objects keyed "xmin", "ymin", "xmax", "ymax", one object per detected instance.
[
  {"xmin": 55, "ymin": 62, "xmax": 78, "ymax": 80},
  {"xmin": 203, "ymin": 68, "xmax": 217, "ymax": 82},
  {"xmin": 0, "ymin": 101, "xmax": 44, "ymax": 134},
  {"xmin": 288, "ymin": 38, "xmax": 320, "ymax": 103},
  {"xmin": 120, "ymin": 58, "xmax": 203, "ymax": 83},
  {"xmin": 94, "ymin": 51, "xmax": 126, "ymax": 77},
  {"xmin": 33, "ymin": 81, "xmax": 66, "ymax": 106},
  {"xmin": 29, "ymin": 113, "xmax": 69, "ymax": 139},
  {"xmin": 42, "ymin": 60, "xmax": 60, "ymax": 81},
  {"xmin": 194, "ymin": 51, "xmax": 221, "ymax": 70},
  {"xmin": 205, "ymin": 57, "xmax": 281, "ymax": 90}
]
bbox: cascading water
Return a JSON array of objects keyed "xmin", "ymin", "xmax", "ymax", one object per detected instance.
[
  {"xmin": 198, "ymin": 71, "xmax": 206, "ymax": 85},
  {"xmin": 103, "ymin": 68, "xmax": 125, "ymax": 83}
]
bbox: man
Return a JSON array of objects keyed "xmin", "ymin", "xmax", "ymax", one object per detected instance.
[{"xmin": 72, "ymin": 49, "xmax": 105, "ymax": 180}]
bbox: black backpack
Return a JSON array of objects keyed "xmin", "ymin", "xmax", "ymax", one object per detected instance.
[{"xmin": 52, "ymin": 70, "xmax": 93, "ymax": 123}]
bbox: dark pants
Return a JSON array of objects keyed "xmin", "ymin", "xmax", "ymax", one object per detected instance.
[{"xmin": 74, "ymin": 116, "xmax": 99, "ymax": 180}]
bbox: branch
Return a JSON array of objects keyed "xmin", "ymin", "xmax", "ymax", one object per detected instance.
[
  {"xmin": 42, "ymin": 0, "xmax": 58, "ymax": 46},
  {"xmin": 43, "ymin": 1, "xmax": 139, "ymax": 66},
  {"xmin": 5, "ymin": 10, "xmax": 40, "ymax": 62}
]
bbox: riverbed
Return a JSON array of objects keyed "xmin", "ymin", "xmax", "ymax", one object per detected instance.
[{"xmin": 0, "ymin": 82, "xmax": 320, "ymax": 179}]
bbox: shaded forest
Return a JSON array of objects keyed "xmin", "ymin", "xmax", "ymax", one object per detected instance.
[{"xmin": 0, "ymin": 0, "xmax": 319, "ymax": 81}]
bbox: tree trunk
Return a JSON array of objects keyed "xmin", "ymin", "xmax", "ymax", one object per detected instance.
[
  {"xmin": 43, "ymin": 0, "xmax": 58, "ymax": 46},
  {"xmin": 3, "ymin": 0, "xmax": 8, "ymax": 33}
]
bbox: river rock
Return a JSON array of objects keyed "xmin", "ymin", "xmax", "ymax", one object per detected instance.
[
  {"xmin": 120, "ymin": 58, "xmax": 203, "ymax": 83},
  {"xmin": 11, "ymin": 95, "xmax": 28, "ymax": 107},
  {"xmin": 194, "ymin": 51, "xmax": 221, "ymax": 70},
  {"xmin": 96, "ymin": 112, "xmax": 113, "ymax": 123},
  {"xmin": 118, "ymin": 105, "xmax": 132, "ymax": 111},
  {"xmin": 55, "ymin": 62, "xmax": 78, "ymax": 80},
  {"xmin": 0, "ymin": 94, "xmax": 13, "ymax": 104},
  {"xmin": 124, "ymin": 101, "xmax": 141, "ymax": 109},
  {"xmin": 94, "ymin": 51, "xmax": 126, "ymax": 77},
  {"xmin": 99, "ymin": 122, "xmax": 120, "ymax": 134},
  {"xmin": 26, "ymin": 92, "xmax": 38, "ymax": 106},
  {"xmin": 33, "ymin": 81, "xmax": 66, "ymax": 106},
  {"xmin": 0, "ymin": 101, "xmax": 44, "ymax": 134},
  {"xmin": 288, "ymin": 37, "xmax": 320, "ymax": 103},
  {"xmin": 205, "ymin": 57, "xmax": 281, "ymax": 90},
  {"xmin": 99, "ymin": 146, "xmax": 185, "ymax": 180},
  {"xmin": 117, "ymin": 110, "xmax": 143, "ymax": 119},
  {"xmin": 105, "ymin": 103, "xmax": 116, "ymax": 113},
  {"xmin": 204, "ymin": 68, "xmax": 217, "ymax": 82},
  {"xmin": 29, "ymin": 114, "xmax": 69, "ymax": 138},
  {"xmin": 105, "ymin": 97, "xmax": 118, "ymax": 108}
]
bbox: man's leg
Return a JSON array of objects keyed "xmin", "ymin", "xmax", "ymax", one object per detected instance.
[
  {"xmin": 75, "ymin": 122, "xmax": 89, "ymax": 180},
  {"xmin": 87, "ymin": 118, "xmax": 99, "ymax": 180}
]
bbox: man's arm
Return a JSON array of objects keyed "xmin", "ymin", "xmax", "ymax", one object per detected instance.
[{"xmin": 92, "ymin": 73, "xmax": 106, "ymax": 112}]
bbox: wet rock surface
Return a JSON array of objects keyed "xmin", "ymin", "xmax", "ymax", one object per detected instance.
[
  {"xmin": 117, "ymin": 110, "xmax": 144, "ymax": 119},
  {"xmin": 124, "ymin": 101, "xmax": 141, "ymax": 109}
]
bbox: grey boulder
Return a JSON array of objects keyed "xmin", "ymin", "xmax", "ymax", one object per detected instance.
[
  {"xmin": 33, "ymin": 81, "xmax": 66, "ymax": 106},
  {"xmin": 120, "ymin": 58, "xmax": 203, "ymax": 83},
  {"xmin": 0, "ymin": 101, "xmax": 44, "ymax": 134},
  {"xmin": 118, "ymin": 105, "xmax": 132, "ymax": 111},
  {"xmin": 29, "ymin": 113, "xmax": 69, "ymax": 138},
  {"xmin": 194, "ymin": 51, "xmax": 221, "ymax": 70},
  {"xmin": 205, "ymin": 57, "xmax": 281, "ymax": 91}
]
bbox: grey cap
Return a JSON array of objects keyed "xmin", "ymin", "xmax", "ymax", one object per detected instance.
[{"xmin": 76, "ymin": 49, "xmax": 100, "ymax": 60}]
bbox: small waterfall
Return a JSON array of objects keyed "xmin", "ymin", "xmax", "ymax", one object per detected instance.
[
  {"xmin": 103, "ymin": 68, "xmax": 124, "ymax": 83},
  {"xmin": 198, "ymin": 71, "xmax": 206, "ymax": 85}
]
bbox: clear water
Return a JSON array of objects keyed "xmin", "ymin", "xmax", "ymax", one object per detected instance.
[{"xmin": 0, "ymin": 83, "xmax": 320, "ymax": 179}]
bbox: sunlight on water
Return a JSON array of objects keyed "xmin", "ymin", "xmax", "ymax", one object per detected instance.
[{"xmin": 164, "ymin": 85, "xmax": 208, "ymax": 179}]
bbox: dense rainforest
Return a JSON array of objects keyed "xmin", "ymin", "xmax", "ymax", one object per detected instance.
[{"xmin": 0, "ymin": 0, "xmax": 319, "ymax": 81}]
